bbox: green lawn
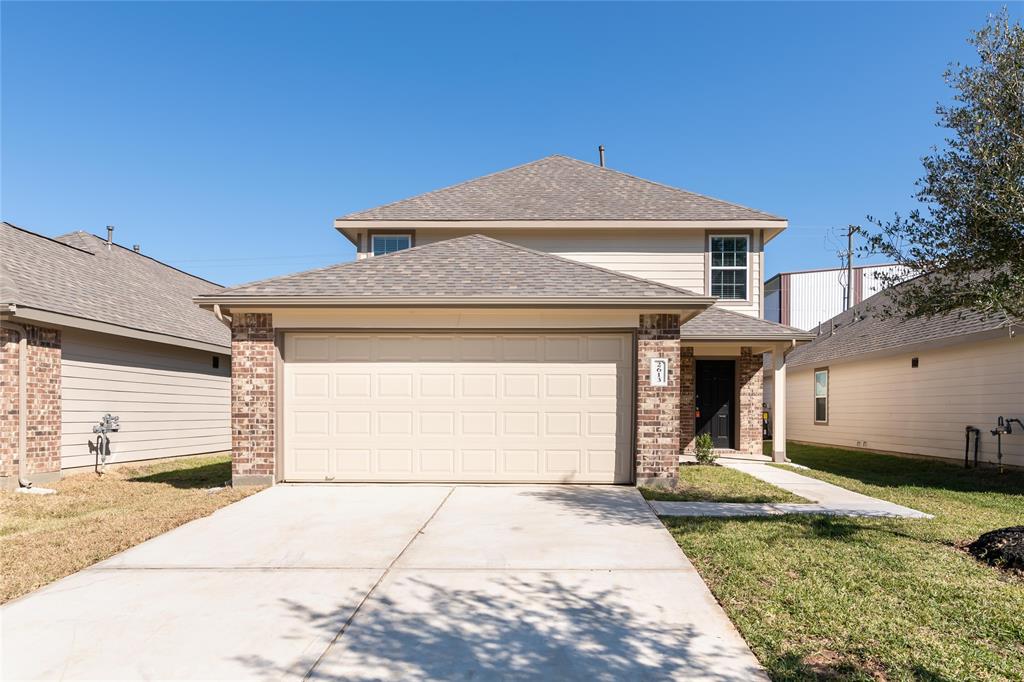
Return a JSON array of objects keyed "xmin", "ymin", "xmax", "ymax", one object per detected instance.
[
  {"xmin": 641, "ymin": 463, "xmax": 806, "ymax": 503},
  {"xmin": 663, "ymin": 442, "xmax": 1024, "ymax": 681}
]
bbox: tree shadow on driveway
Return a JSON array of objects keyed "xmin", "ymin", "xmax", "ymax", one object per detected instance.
[{"xmin": 235, "ymin": 571, "xmax": 764, "ymax": 681}]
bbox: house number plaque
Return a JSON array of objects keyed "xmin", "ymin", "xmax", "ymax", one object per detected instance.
[{"xmin": 650, "ymin": 357, "xmax": 669, "ymax": 387}]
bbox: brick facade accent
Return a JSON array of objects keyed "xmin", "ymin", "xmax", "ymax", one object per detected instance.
[
  {"xmin": 1, "ymin": 324, "xmax": 62, "ymax": 487},
  {"xmin": 636, "ymin": 314, "xmax": 681, "ymax": 486},
  {"xmin": 231, "ymin": 313, "xmax": 276, "ymax": 485},
  {"xmin": 737, "ymin": 346, "xmax": 764, "ymax": 455},
  {"xmin": 679, "ymin": 346, "xmax": 696, "ymax": 454}
]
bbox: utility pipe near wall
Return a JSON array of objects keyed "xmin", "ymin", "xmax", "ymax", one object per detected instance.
[{"xmin": 1, "ymin": 320, "xmax": 31, "ymax": 488}]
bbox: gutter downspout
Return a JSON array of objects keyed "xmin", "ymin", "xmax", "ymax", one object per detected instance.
[
  {"xmin": 1, "ymin": 319, "xmax": 31, "ymax": 488},
  {"xmin": 212, "ymin": 304, "xmax": 232, "ymax": 329}
]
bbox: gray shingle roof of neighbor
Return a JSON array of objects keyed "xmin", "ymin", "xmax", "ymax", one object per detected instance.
[
  {"xmin": 1, "ymin": 222, "xmax": 230, "ymax": 349},
  {"xmin": 787, "ymin": 276, "xmax": 1013, "ymax": 368},
  {"xmin": 338, "ymin": 155, "xmax": 784, "ymax": 223},
  {"xmin": 680, "ymin": 305, "xmax": 814, "ymax": 340},
  {"xmin": 198, "ymin": 234, "xmax": 712, "ymax": 304}
]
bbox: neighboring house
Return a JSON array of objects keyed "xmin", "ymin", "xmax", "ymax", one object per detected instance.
[
  {"xmin": 765, "ymin": 263, "xmax": 908, "ymax": 331},
  {"xmin": 784, "ymin": 277, "xmax": 1021, "ymax": 467},
  {"xmin": 196, "ymin": 155, "xmax": 812, "ymax": 488},
  {"xmin": 762, "ymin": 263, "xmax": 909, "ymax": 414},
  {"xmin": 1, "ymin": 222, "xmax": 231, "ymax": 490}
]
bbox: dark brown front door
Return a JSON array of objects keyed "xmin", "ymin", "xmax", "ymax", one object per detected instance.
[{"xmin": 696, "ymin": 360, "xmax": 735, "ymax": 449}]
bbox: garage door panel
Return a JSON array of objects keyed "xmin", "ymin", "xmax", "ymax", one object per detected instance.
[{"xmin": 284, "ymin": 333, "xmax": 632, "ymax": 483}]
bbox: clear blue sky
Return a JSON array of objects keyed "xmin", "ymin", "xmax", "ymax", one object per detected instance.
[{"xmin": 2, "ymin": 2, "xmax": 1013, "ymax": 286}]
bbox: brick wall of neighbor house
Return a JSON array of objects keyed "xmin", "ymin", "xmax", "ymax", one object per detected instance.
[
  {"xmin": 1, "ymin": 324, "xmax": 62, "ymax": 485},
  {"xmin": 231, "ymin": 313, "xmax": 276, "ymax": 485},
  {"xmin": 636, "ymin": 314, "xmax": 682, "ymax": 487},
  {"xmin": 737, "ymin": 346, "xmax": 764, "ymax": 455},
  {"xmin": 679, "ymin": 347, "xmax": 696, "ymax": 454}
]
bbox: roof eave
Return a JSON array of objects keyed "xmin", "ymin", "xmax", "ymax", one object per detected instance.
[
  {"xmin": 679, "ymin": 334, "xmax": 816, "ymax": 342},
  {"xmin": 335, "ymin": 218, "xmax": 788, "ymax": 237},
  {"xmin": 195, "ymin": 295, "xmax": 717, "ymax": 310}
]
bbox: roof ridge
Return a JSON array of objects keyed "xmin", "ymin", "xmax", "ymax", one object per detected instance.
[
  {"xmin": 61, "ymin": 231, "xmax": 225, "ymax": 289},
  {"xmin": 3, "ymin": 222, "xmax": 97, "ymax": 256},
  {"xmin": 338, "ymin": 155, "xmax": 567, "ymax": 221},
  {"xmin": 465, "ymin": 233, "xmax": 705, "ymax": 298}
]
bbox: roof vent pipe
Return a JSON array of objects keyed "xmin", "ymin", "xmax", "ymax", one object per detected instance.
[
  {"xmin": 106, "ymin": 225, "xmax": 114, "ymax": 250},
  {"xmin": 598, "ymin": 145, "xmax": 606, "ymax": 168},
  {"xmin": 133, "ymin": 245, "xmax": 140, "ymax": 253}
]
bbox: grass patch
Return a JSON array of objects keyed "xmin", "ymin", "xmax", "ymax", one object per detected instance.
[
  {"xmin": 641, "ymin": 463, "xmax": 806, "ymax": 503},
  {"xmin": 664, "ymin": 442, "xmax": 1024, "ymax": 680},
  {"xmin": 0, "ymin": 454, "xmax": 258, "ymax": 603}
]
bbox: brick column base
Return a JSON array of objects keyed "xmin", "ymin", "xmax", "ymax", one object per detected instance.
[
  {"xmin": 1, "ymin": 323, "xmax": 62, "ymax": 491},
  {"xmin": 680, "ymin": 347, "xmax": 696, "ymax": 454},
  {"xmin": 231, "ymin": 313, "xmax": 276, "ymax": 486},
  {"xmin": 636, "ymin": 314, "xmax": 682, "ymax": 488}
]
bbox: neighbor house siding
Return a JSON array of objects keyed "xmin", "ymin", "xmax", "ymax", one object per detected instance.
[
  {"xmin": 412, "ymin": 229, "xmax": 764, "ymax": 318},
  {"xmin": 60, "ymin": 329, "xmax": 230, "ymax": 470},
  {"xmin": 786, "ymin": 335, "xmax": 1023, "ymax": 467}
]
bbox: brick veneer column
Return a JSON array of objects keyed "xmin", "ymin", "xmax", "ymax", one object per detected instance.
[
  {"xmin": 737, "ymin": 346, "xmax": 764, "ymax": 456},
  {"xmin": 636, "ymin": 314, "xmax": 682, "ymax": 487},
  {"xmin": 1, "ymin": 323, "xmax": 62, "ymax": 490},
  {"xmin": 231, "ymin": 313, "xmax": 276, "ymax": 486},
  {"xmin": 679, "ymin": 347, "xmax": 696, "ymax": 454}
]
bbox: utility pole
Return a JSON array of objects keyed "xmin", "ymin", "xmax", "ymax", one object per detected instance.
[{"xmin": 844, "ymin": 225, "xmax": 860, "ymax": 311}]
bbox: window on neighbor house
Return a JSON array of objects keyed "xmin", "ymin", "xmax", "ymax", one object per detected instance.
[
  {"xmin": 814, "ymin": 368, "xmax": 829, "ymax": 423},
  {"xmin": 710, "ymin": 235, "xmax": 748, "ymax": 300},
  {"xmin": 371, "ymin": 234, "xmax": 411, "ymax": 256}
]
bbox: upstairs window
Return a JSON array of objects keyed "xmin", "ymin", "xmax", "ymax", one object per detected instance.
[
  {"xmin": 814, "ymin": 368, "xmax": 829, "ymax": 423},
  {"xmin": 372, "ymin": 234, "xmax": 411, "ymax": 256},
  {"xmin": 710, "ymin": 235, "xmax": 748, "ymax": 300}
]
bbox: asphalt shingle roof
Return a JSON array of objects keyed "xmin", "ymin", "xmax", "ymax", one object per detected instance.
[
  {"xmin": 338, "ymin": 155, "xmax": 783, "ymax": 223},
  {"xmin": 787, "ymin": 279, "xmax": 1013, "ymax": 368},
  {"xmin": 200, "ymin": 234, "xmax": 708, "ymax": 302},
  {"xmin": 680, "ymin": 305, "xmax": 813, "ymax": 340},
  {"xmin": 1, "ymin": 222, "xmax": 229, "ymax": 348}
]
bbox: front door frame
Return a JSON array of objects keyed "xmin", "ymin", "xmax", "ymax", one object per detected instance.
[{"xmin": 695, "ymin": 358, "xmax": 736, "ymax": 449}]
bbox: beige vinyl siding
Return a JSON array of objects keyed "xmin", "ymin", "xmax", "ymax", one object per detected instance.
[
  {"xmin": 60, "ymin": 329, "xmax": 230, "ymax": 470},
  {"xmin": 786, "ymin": 335, "xmax": 1023, "ymax": 467},
  {"xmin": 412, "ymin": 228, "xmax": 763, "ymax": 318}
]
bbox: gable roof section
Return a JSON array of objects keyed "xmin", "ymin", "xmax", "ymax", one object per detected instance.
[
  {"xmin": 338, "ymin": 155, "xmax": 784, "ymax": 223},
  {"xmin": 196, "ymin": 234, "xmax": 714, "ymax": 307},
  {"xmin": 679, "ymin": 305, "xmax": 813, "ymax": 340},
  {"xmin": 1, "ymin": 222, "xmax": 229, "ymax": 349},
  {"xmin": 787, "ymin": 278, "xmax": 1013, "ymax": 368}
]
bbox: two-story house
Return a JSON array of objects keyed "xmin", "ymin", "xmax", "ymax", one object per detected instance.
[{"xmin": 197, "ymin": 155, "xmax": 811, "ymax": 488}]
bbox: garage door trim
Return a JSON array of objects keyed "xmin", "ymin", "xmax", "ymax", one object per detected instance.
[{"xmin": 277, "ymin": 328, "xmax": 638, "ymax": 484}]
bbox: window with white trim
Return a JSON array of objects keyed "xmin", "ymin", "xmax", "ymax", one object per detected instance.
[
  {"xmin": 371, "ymin": 234, "xmax": 411, "ymax": 256},
  {"xmin": 709, "ymin": 235, "xmax": 748, "ymax": 300},
  {"xmin": 814, "ymin": 368, "xmax": 829, "ymax": 423}
]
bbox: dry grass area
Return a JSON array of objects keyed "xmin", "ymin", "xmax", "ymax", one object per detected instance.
[{"xmin": 0, "ymin": 454, "xmax": 258, "ymax": 603}]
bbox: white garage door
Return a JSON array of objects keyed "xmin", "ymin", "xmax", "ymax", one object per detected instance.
[{"xmin": 283, "ymin": 333, "xmax": 633, "ymax": 483}]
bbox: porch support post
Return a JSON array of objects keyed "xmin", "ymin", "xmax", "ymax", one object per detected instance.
[{"xmin": 771, "ymin": 342, "xmax": 788, "ymax": 463}]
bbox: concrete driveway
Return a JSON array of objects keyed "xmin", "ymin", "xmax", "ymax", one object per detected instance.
[{"xmin": 2, "ymin": 485, "xmax": 766, "ymax": 681}]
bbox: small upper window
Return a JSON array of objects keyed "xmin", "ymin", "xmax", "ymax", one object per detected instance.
[
  {"xmin": 814, "ymin": 368, "xmax": 829, "ymax": 423},
  {"xmin": 372, "ymin": 234, "xmax": 411, "ymax": 256},
  {"xmin": 710, "ymin": 235, "xmax": 748, "ymax": 300}
]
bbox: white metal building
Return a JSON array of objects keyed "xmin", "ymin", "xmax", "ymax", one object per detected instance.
[{"xmin": 765, "ymin": 264, "xmax": 907, "ymax": 331}]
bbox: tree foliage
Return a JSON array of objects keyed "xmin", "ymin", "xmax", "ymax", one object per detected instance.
[{"xmin": 863, "ymin": 9, "xmax": 1023, "ymax": 321}]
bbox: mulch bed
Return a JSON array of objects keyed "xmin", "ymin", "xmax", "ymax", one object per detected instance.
[{"xmin": 967, "ymin": 526, "xmax": 1024, "ymax": 572}]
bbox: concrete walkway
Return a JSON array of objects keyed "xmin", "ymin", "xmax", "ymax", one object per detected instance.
[
  {"xmin": 2, "ymin": 484, "xmax": 767, "ymax": 681},
  {"xmin": 650, "ymin": 459, "xmax": 932, "ymax": 519}
]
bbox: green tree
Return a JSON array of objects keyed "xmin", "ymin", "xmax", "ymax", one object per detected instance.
[{"xmin": 863, "ymin": 9, "xmax": 1023, "ymax": 321}]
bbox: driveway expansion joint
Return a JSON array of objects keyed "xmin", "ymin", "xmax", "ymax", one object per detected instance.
[{"xmin": 302, "ymin": 485, "xmax": 456, "ymax": 681}]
